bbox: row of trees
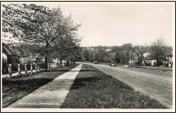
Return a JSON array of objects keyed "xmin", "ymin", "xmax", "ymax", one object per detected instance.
[
  {"xmin": 82, "ymin": 43, "xmax": 145, "ymax": 64},
  {"xmin": 2, "ymin": 3, "xmax": 82, "ymax": 69},
  {"xmin": 82, "ymin": 37, "xmax": 173, "ymax": 66}
]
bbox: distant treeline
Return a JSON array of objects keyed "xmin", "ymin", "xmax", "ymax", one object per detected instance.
[{"xmin": 81, "ymin": 40, "xmax": 172, "ymax": 66}]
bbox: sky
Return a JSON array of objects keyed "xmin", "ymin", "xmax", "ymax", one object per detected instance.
[{"xmin": 2, "ymin": 2, "xmax": 175, "ymax": 47}]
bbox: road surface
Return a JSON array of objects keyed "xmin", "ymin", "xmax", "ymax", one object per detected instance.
[{"xmin": 84, "ymin": 63, "xmax": 173, "ymax": 108}]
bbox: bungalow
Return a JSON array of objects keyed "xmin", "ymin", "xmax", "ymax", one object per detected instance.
[
  {"xmin": 2, "ymin": 43, "xmax": 19, "ymax": 64},
  {"xmin": 105, "ymin": 48, "xmax": 111, "ymax": 52},
  {"xmin": 2, "ymin": 53, "xmax": 7, "ymax": 73},
  {"xmin": 142, "ymin": 52, "xmax": 173, "ymax": 67},
  {"xmin": 2, "ymin": 52, "xmax": 7, "ymax": 63},
  {"xmin": 142, "ymin": 52, "xmax": 158, "ymax": 66},
  {"xmin": 2, "ymin": 43, "xmax": 19, "ymax": 73},
  {"xmin": 164, "ymin": 53, "xmax": 173, "ymax": 67},
  {"xmin": 52, "ymin": 58, "xmax": 66, "ymax": 67},
  {"xmin": 165, "ymin": 54, "xmax": 173, "ymax": 62}
]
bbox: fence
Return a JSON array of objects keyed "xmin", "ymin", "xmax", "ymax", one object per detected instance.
[
  {"xmin": 2, "ymin": 61, "xmax": 74, "ymax": 78},
  {"xmin": 2, "ymin": 63, "xmax": 51, "ymax": 79}
]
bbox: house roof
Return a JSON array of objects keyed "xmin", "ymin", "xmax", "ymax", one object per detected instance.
[
  {"xmin": 10, "ymin": 46, "xmax": 31, "ymax": 57},
  {"xmin": 143, "ymin": 52, "xmax": 150, "ymax": 57},
  {"xmin": 105, "ymin": 49, "xmax": 111, "ymax": 52},
  {"xmin": 2, "ymin": 43, "xmax": 17, "ymax": 56},
  {"xmin": 11, "ymin": 48, "xmax": 21, "ymax": 56}
]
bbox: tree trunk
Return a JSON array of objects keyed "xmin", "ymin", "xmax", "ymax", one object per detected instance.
[
  {"xmin": 60, "ymin": 59, "xmax": 62, "ymax": 68},
  {"xmin": 67, "ymin": 60, "xmax": 69, "ymax": 66},
  {"xmin": 156, "ymin": 55, "xmax": 158, "ymax": 66},
  {"xmin": 45, "ymin": 55, "xmax": 48, "ymax": 71}
]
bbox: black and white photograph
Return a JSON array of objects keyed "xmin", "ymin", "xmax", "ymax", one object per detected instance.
[{"xmin": 1, "ymin": 1, "xmax": 175, "ymax": 112}]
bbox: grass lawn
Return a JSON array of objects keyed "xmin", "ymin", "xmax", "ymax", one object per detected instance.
[
  {"xmin": 2, "ymin": 64, "xmax": 78, "ymax": 108},
  {"xmin": 120, "ymin": 66, "xmax": 172, "ymax": 77},
  {"xmin": 96, "ymin": 62, "xmax": 172, "ymax": 77},
  {"xmin": 61, "ymin": 64, "xmax": 167, "ymax": 108}
]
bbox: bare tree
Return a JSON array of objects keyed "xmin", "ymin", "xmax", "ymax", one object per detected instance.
[{"xmin": 150, "ymin": 36, "xmax": 166, "ymax": 66}]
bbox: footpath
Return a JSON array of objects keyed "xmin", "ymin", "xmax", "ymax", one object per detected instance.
[{"xmin": 6, "ymin": 64, "xmax": 82, "ymax": 108}]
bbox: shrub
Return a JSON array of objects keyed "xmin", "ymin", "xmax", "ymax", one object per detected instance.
[
  {"xmin": 157, "ymin": 59, "xmax": 163, "ymax": 65},
  {"xmin": 11, "ymin": 63, "xmax": 18, "ymax": 72},
  {"xmin": 145, "ymin": 62, "xmax": 151, "ymax": 66}
]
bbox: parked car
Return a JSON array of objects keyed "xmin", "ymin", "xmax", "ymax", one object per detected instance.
[
  {"xmin": 93, "ymin": 61, "xmax": 98, "ymax": 64},
  {"xmin": 110, "ymin": 62, "xmax": 116, "ymax": 67}
]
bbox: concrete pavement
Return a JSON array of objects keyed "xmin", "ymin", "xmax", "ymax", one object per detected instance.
[{"xmin": 7, "ymin": 64, "xmax": 82, "ymax": 108}]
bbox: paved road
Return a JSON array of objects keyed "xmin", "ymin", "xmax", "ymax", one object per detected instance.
[{"xmin": 84, "ymin": 63, "xmax": 173, "ymax": 108}]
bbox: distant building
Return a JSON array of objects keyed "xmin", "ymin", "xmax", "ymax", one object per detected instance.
[
  {"xmin": 82, "ymin": 47, "xmax": 98, "ymax": 52},
  {"xmin": 142, "ymin": 52, "xmax": 157, "ymax": 66},
  {"xmin": 165, "ymin": 54, "xmax": 173, "ymax": 63},
  {"xmin": 52, "ymin": 58, "xmax": 66, "ymax": 67},
  {"xmin": 88, "ymin": 47, "xmax": 95, "ymax": 51},
  {"xmin": 105, "ymin": 48, "xmax": 111, "ymax": 52},
  {"xmin": 142, "ymin": 52, "xmax": 173, "ymax": 66},
  {"xmin": 143, "ymin": 52, "xmax": 150, "ymax": 58}
]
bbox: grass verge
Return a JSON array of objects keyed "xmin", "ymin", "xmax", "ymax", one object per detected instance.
[
  {"xmin": 61, "ymin": 64, "xmax": 167, "ymax": 108},
  {"xmin": 2, "ymin": 64, "xmax": 79, "ymax": 108}
]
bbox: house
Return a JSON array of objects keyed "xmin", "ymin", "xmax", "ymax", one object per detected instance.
[
  {"xmin": 12, "ymin": 47, "xmax": 34, "ymax": 65},
  {"xmin": 11, "ymin": 47, "xmax": 21, "ymax": 60},
  {"xmin": 143, "ymin": 52, "xmax": 150, "ymax": 58},
  {"xmin": 88, "ymin": 47, "xmax": 95, "ymax": 52},
  {"xmin": 163, "ymin": 53, "xmax": 173, "ymax": 67},
  {"xmin": 165, "ymin": 54, "xmax": 173, "ymax": 62},
  {"xmin": 2, "ymin": 43, "xmax": 19, "ymax": 73},
  {"xmin": 2, "ymin": 53, "xmax": 8, "ymax": 73},
  {"xmin": 2, "ymin": 43, "xmax": 19, "ymax": 64},
  {"xmin": 52, "ymin": 58, "xmax": 66, "ymax": 67},
  {"xmin": 142, "ymin": 52, "xmax": 158, "ymax": 66},
  {"xmin": 105, "ymin": 48, "xmax": 111, "ymax": 52},
  {"xmin": 142, "ymin": 51, "xmax": 173, "ymax": 67},
  {"xmin": 82, "ymin": 47, "xmax": 98, "ymax": 52},
  {"xmin": 49, "ymin": 61, "xmax": 56, "ymax": 68},
  {"xmin": 2, "ymin": 52, "xmax": 7, "ymax": 63}
]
